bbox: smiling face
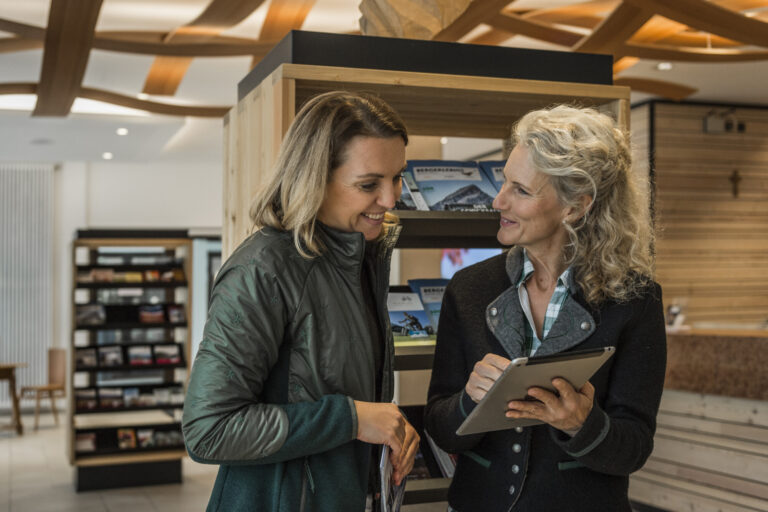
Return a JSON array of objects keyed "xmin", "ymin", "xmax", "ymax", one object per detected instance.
[
  {"xmin": 492, "ymin": 145, "xmax": 571, "ymax": 253},
  {"xmin": 317, "ymin": 135, "xmax": 406, "ymax": 240}
]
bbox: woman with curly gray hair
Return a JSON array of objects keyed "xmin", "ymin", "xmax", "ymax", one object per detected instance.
[{"xmin": 425, "ymin": 105, "xmax": 666, "ymax": 512}]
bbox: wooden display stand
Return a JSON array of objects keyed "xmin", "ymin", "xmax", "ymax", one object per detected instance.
[
  {"xmin": 224, "ymin": 30, "xmax": 630, "ymax": 505},
  {"xmin": 69, "ymin": 231, "xmax": 192, "ymax": 491}
]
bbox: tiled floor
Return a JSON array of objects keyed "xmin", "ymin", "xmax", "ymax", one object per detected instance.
[{"xmin": 0, "ymin": 412, "xmax": 447, "ymax": 512}]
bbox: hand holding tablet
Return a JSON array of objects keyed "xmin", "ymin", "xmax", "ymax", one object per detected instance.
[{"xmin": 457, "ymin": 347, "xmax": 615, "ymax": 436}]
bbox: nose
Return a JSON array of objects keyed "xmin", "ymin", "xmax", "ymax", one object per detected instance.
[
  {"xmin": 492, "ymin": 185, "xmax": 506, "ymax": 211},
  {"xmin": 379, "ymin": 181, "xmax": 400, "ymax": 210}
]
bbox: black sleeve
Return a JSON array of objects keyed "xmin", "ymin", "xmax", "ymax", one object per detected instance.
[{"xmin": 550, "ymin": 283, "xmax": 667, "ymax": 475}]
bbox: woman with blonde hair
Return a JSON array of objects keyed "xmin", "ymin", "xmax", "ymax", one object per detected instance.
[
  {"xmin": 425, "ymin": 105, "xmax": 666, "ymax": 512},
  {"xmin": 183, "ymin": 91, "xmax": 419, "ymax": 511}
]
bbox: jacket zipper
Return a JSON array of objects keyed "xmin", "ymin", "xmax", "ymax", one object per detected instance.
[{"xmin": 299, "ymin": 458, "xmax": 315, "ymax": 511}]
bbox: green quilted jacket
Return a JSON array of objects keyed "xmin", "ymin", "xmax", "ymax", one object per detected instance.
[{"xmin": 182, "ymin": 223, "xmax": 400, "ymax": 511}]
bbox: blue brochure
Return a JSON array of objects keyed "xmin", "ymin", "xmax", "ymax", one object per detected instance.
[
  {"xmin": 407, "ymin": 278, "xmax": 449, "ymax": 332},
  {"xmin": 478, "ymin": 160, "xmax": 507, "ymax": 192},
  {"xmin": 407, "ymin": 160, "xmax": 497, "ymax": 211}
]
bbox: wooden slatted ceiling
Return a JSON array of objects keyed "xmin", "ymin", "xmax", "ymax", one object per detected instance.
[
  {"xmin": 258, "ymin": 0, "xmax": 317, "ymax": 41},
  {"xmin": 142, "ymin": 0, "xmax": 267, "ymax": 96},
  {"xmin": 33, "ymin": 0, "xmax": 103, "ymax": 117},
  {"xmin": 432, "ymin": 0, "xmax": 517, "ymax": 42},
  {"xmin": 485, "ymin": 11, "xmax": 583, "ymax": 46},
  {"xmin": 626, "ymin": 0, "xmax": 768, "ymax": 47},
  {"xmin": 573, "ymin": 2, "xmax": 651, "ymax": 53}
]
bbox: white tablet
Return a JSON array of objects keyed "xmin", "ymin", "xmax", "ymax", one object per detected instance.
[{"xmin": 456, "ymin": 346, "xmax": 615, "ymax": 436}]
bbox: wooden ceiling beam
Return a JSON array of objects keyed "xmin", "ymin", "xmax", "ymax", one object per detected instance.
[
  {"xmin": 625, "ymin": 0, "xmax": 768, "ymax": 47},
  {"xmin": 33, "ymin": 0, "xmax": 103, "ymax": 117},
  {"xmin": 0, "ymin": 82, "xmax": 38, "ymax": 95},
  {"xmin": 622, "ymin": 41, "xmax": 768, "ymax": 62},
  {"xmin": 0, "ymin": 37, "xmax": 42, "ymax": 53},
  {"xmin": 79, "ymin": 86, "xmax": 230, "ymax": 117},
  {"xmin": 613, "ymin": 76, "xmax": 697, "ymax": 100},
  {"xmin": 94, "ymin": 32, "xmax": 276, "ymax": 57},
  {"xmin": 258, "ymin": 0, "xmax": 317, "ymax": 41},
  {"xmin": 485, "ymin": 12, "xmax": 584, "ymax": 47},
  {"xmin": 0, "ymin": 17, "xmax": 45, "ymax": 39},
  {"xmin": 432, "ymin": 0, "xmax": 517, "ymax": 42},
  {"xmin": 466, "ymin": 28, "xmax": 514, "ymax": 46},
  {"xmin": 655, "ymin": 32, "xmax": 741, "ymax": 49},
  {"xmin": 573, "ymin": 1, "xmax": 652, "ymax": 54},
  {"xmin": 142, "ymin": 0, "xmax": 266, "ymax": 96},
  {"xmin": 521, "ymin": 0, "xmax": 616, "ymax": 29}
]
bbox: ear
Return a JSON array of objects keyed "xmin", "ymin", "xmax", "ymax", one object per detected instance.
[{"xmin": 562, "ymin": 194, "xmax": 593, "ymax": 224}]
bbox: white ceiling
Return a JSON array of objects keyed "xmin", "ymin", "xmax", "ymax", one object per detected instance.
[{"xmin": 1, "ymin": 0, "xmax": 766, "ymax": 164}]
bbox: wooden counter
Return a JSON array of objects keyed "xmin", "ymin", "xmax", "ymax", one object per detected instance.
[{"xmin": 665, "ymin": 328, "xmax": 768, "ymax": 400}]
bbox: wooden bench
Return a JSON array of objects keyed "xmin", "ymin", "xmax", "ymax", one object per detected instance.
[{"xmin": 629, "ymin": 389, "xmax": 768, "ymax": 512}]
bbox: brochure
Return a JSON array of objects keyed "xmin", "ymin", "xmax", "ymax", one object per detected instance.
[
  {"xmin": 379, "ymin": 445, "xmax": 405, "ymax": 512},
  {"xmin": 478, "ymin": 160, "xmax": 507, "ymax": 192},
  {"xmin": 407, "ymin": 160, "xmax": 497, "ymax": 211},
  {"xmin": 387, "ymin": 287, "xmax": 432, "ymax": 342},
  {"xmin": 407, "ymin": 278, "xmax": 449, "ymax": 332}
]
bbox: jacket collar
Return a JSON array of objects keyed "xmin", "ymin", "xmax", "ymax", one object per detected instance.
[
  {"xmin": 486, "ymin": 246, "xmax": 596, "ymax": 359},
  {"xmin": 315, "ymin": 221, "xmax": 401, "ymax": 274}
]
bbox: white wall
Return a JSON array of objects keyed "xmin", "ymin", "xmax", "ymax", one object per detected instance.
[{"xmin": 52, "ymin": 159, "xmax": 223, "ymax": 350}]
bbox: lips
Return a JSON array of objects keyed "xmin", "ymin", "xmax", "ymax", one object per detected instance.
[
  {"xmin": 499, "ymin": 216, "xmax": 518, "ymax": 227},
  {"xmin": 362, "ymin": 212, "xmax": 385, "ymax": 221}
]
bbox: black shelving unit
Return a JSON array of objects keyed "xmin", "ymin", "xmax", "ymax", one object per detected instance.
[{"xmin": 70, "ymin": 235, "xmax": 192, "ymax": 492}]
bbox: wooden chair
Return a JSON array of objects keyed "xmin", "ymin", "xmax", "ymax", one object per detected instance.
[{"xmin": 20, "ymin": 347, "xmax": 66, "ymax": 430}]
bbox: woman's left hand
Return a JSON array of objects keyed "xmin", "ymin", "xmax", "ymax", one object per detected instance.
[
  {"xmin": 506, "ymin": 379, "xmax": 595, "ymax": 433},
  {"xmin": 391, "ymin": 420, "xmax": 420, "ymax": 485}
]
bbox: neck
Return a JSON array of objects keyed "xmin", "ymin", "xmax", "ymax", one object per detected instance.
[{"xmin": 524, "ymin": 246, "xmax": 567, "ymax": 291}]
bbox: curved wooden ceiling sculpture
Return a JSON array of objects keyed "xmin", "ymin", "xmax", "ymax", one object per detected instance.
[{"xmin": 0, "ymin": 0, "xmax": 767, "ymax": 117}]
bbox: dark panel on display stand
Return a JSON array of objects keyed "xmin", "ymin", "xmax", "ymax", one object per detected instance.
[
  {"xmin": 239, "ymin": 31, "xmax": 613, "ymax": 101},
  {"xmin": 76, "ymin": 459, "xmax": 181, "ymax": 492}
]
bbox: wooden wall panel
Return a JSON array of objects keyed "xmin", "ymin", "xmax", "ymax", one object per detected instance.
[{"xmin": 642, "ymin": 102, "xmax": 768, "ymax": 326}]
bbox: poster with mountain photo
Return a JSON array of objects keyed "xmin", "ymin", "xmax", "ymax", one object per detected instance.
[{"xmin": 407, "ymin": 160, "xmax": 497, "ymax": 212}]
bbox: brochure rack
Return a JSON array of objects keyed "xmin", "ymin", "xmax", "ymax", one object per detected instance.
[{"xmin": 69, "ymin": 231, "xmax": 192, "ymax": 491}]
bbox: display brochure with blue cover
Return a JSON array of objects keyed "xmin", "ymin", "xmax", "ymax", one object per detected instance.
[
  {"xmin": 407, "ymin": 278, "xmax": 449, "ymax": 332},
  {"xmin": 387, "ymin": 285, "xmax": 433, "ymax": 343},
  {"xmin": 407, "ymin": 160, "xmax": 497, "ymax": 211},
  {"xmin": 479, "ymin": 160, "xmax": 507, "ymax": 192}
]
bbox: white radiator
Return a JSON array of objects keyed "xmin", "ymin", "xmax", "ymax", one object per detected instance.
[{"xmin": 0, "ymin": 164, "xmax": 54, "ymax": 410}]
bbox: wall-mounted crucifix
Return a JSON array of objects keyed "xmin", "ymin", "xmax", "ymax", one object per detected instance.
[{"xmin": 729, "ymin": 169, "xmax": 741, "ymax": 198}]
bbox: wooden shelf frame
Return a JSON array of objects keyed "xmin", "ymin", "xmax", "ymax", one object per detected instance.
[{"xmin": 223, "ymin": 62, "xmax": 629, "ymax": 256}]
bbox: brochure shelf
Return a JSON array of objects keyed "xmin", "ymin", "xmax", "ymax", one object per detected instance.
[
  {"xmin": 69, "ymin": 234, "xmax": 192, "ymax": 491},
  {"xmin": 225, "ymin": 34, "xmax": 630, "ymax": 505}
]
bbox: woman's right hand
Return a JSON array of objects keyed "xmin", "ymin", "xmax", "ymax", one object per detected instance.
[
  {"xmin": 354, "ymin": 401, "xmax": 407, "ymax": 455},
  {"xmin": 465, "ymin": 353, "xmax": 511, "ymax": 403}
]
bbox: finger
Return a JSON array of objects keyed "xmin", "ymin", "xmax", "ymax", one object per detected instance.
[
  {"xmin": 580, "ymin": 380, "xmax": 595, "ymax": 400},
  {"xmin": 551, "ymin": 378, "xmax": 576, "ymax": 401},
  {"xmin": 526, "ymin": 386, "xmax": 558, "ymax": 408},
  {"xmin": 475, "ymin": 361, "xmax": 504, "ymax": 381},
  {"xmin": 483, "ymin": 353, "xmax": 512, "ymax": 371}
]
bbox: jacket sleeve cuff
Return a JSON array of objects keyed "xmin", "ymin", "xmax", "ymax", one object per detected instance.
[
  {"xmin": 347, "ymin": 396, "xmax": 359, "ymax": 441},
  {"xmin": 550, "ymin": 401, "xmax": 610, "ymax": 458},
  {"xmin": 459, "ymin": 389, "xmax": 479, "ymax": 418}
]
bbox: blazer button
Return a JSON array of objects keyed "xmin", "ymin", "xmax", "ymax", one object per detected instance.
[
  {"xmin": 508, "ymin": 485, "xmax": 515, "ymax": 495},
  {"xmin": 511, "ymin": 464, "xmax": 520, "ymax": 474},
  {"xmin": 515, "ymin": 426, "xmax": 523, "ymax": 433},
  {"xmin": 580, "ymin": 321, "xmax": 591, "ymax": 331},
  {"xmin": 512, "ymin": 443, "xmax": 521, "ymax": 453},
  {"xmin": 490, "ymin": 307, "xmax": 498, "ymax": 316}
]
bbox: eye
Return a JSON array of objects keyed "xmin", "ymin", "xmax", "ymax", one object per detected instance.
[
  {"xmin": 393, "ymin": 172, "xmax": 403, "ymax": 184},
  {"xmin": 515, "ymin": 186, "xmax": 531, "ymax": 196},
  {"xmin": 359, "ymin": 182, "xmax": 378, "ymax": 192}
]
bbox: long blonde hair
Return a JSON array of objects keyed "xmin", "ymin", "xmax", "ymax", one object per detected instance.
[
  {"xmin": 513, "ymin": 105, "xmax": 654, "ymax": 305},
  {"xmin": 249, "ymin": 91, "xmax": 408, "ymax": 258}
]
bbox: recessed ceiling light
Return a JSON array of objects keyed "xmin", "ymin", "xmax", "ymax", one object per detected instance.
[
  {"xmin": 102, "ymin": 152, "xmax": 114, "ymax": 160},
  {"xmin": 137, "ymin": 93, "xmax": 149, "ymax": 100},
  {"xmin": 440, "ymin": 137, "xmax": 448, "ymax": 145},
  {"xmin": 656, "ymin": 62, "xmax": 673, "ymax": 71},
  {"xmin": 116, "ymin": 127, "xmax": 129, "ymax": 136}
]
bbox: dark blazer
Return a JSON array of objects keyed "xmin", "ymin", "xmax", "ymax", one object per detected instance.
[{"xmin": 424, "ymin": 248, "xmax": 667, "ymax": 512}]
